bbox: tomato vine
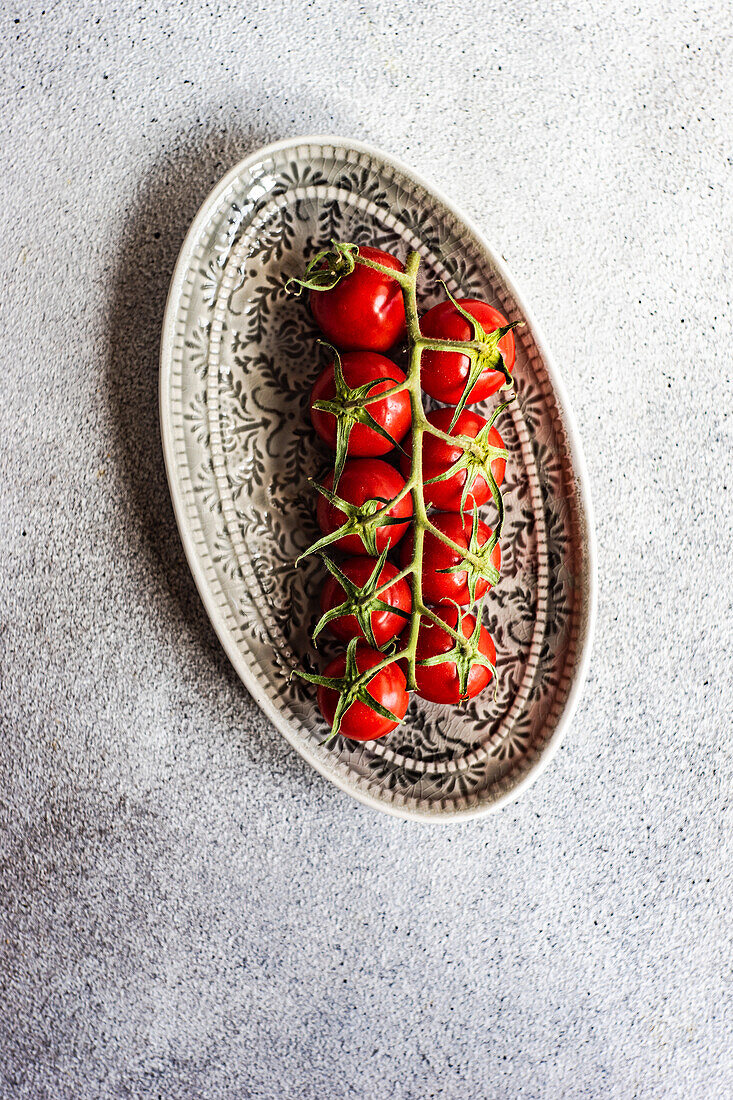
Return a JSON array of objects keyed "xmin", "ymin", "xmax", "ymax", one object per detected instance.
[{"xmin": 288, "ymin": 244, "xmax": 519, "ymax": 739}]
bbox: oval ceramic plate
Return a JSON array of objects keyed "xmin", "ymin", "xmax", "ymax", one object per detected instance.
[{"xmin": 160, "ymin": 136, "xmax": 596, "ymax": 820}]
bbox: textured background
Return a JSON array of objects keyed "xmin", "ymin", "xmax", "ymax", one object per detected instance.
[{"xmin": 2, "ymin": 1, "xmax": 732, "ymax": 1097}]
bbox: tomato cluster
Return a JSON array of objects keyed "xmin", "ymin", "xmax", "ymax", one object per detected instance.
[{"xmin": 291, "ymin": 243, "xmax": 516, "ymax": 742}]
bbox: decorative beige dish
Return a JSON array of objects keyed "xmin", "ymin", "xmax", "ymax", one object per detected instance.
[{"xmin": 160, "ymin": 136, "xmax": 596, "ymax": 820}]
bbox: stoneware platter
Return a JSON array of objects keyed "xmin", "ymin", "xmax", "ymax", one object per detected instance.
[{"xmin": 160, "ymin": 136, "xmax": 596, "ymax": 821}]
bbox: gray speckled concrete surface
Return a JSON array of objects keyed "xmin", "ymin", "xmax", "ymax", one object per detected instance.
[{"xmin": 1, "ymin": 1, "xmax": 732, "ymax": 1097}]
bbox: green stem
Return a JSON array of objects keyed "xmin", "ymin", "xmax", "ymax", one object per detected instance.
[
  {"xmin": 346, "ymin": 249, "xmax": 504, "ymax": 690},
  {"xmin": 358, "ymin": 379, "xmax": 410, "ymax": 406},
  {"xmin": 374, "ymin": 562, "xmax": 414, "ymax": 594},
  {"xmin": 416, "ymin": 603, "xmax": 465, "ymax": 644},
  {"xmin": 419, "ymin": 514, "xmax": 483, "ymax": 563},
  {"xmin": 349, "ymin": 253, "xmax": 413, "ymax": 290},
  {"xmin": 297, "ymin": 246, "xmax": 514, "ymax": 736},
  {"xmin": 400, "ymin": 252, "xmax": 430, "ymax": 690},
  {"xmin": 415, "ymin": 336, "xmax": 494, "ymax": 355}
]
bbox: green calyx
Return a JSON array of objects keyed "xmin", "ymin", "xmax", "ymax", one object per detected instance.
[
  {"xmin": 424, "ymin": 398, "xmax": 513, "ymax": 514},
  {"xmin": 293, "ymin": 637, "xmax": 404, "ymax": 740},
  {"xmin": 312, "ymin": 547, "xmax": 409, "ymax": 650},
  {"xmin": 438, "ymin": 284, "xmax": 520, "ymax": 430},
  {"xmin": 438, "ymin": 506, "xmax": 500, "ymax": 601},
  {"xmin": 289, "ymin": 242, "xmax": 516, "ymax": 738},
  {"xmin": 417, "ymin": 601, "xmax": 496, "ymax": 700},
  {"xmin": 285, "ymin": 240, "xmax": 359, "ymax": 294},
  {"xmin": 312, "ymin": 344, "xmax": 406, "ymax": 490},
  {"xmin": 297, "ymin": 483, "xmax": 407, "ymax": 561}
]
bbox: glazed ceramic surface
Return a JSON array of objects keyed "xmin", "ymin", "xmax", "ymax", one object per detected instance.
[{"xmin": 160, "ymin": 137, "xmax": 596, "ymax": 820}]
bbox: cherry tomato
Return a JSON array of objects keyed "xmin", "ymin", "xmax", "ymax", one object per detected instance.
[
  {"xmin": 316, "ymin": 458, "xmax": 413, "ymax": 555},
  {"xmin": 320, "ymin": 556, "xmax": 412, "ymax": 647},
  {"xmin": 310, "ymin": 352, "xmax": 411, "ymax": 456},
  {"xmin": 317, "ymin": 645, "xmax": 409, "ymax": 740},
  {"xmin": 414, "ymin": 606, "xmax": 496, "ymax": 704},
  {"xmin": 420, "ymin": 298, "xmax": 516, "ymax": 405},
  {"xmin": 310, "ymin": 246, "xmax": 407, "ymax": 352},
  {"xmin": 400, "ymin": 512, "xmax": 501, "ymax": 606},
  {"xmin": 400, "ymin": 407, "xmax": 506, "ymax": 512}
]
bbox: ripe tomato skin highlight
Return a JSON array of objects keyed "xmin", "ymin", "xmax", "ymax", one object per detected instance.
[
  {"xmin": 316, "ymin": 458, "xmax": 413, "ymax": 555},
  {"xmin": 414, "ymin": 606, "xmax": 496, "ymax": 704},
  {"xmin": 400, "ymin": 407, "xmax": 506, "ymax": 512},
  {"xmin": 320, "ymin": 557, "xmax": 412, "ymax": 647},
  {"xmin": 317, "ymin": 646, "xmax": 409, "ymax": 740},
  {"xmin": 310, "ymin": 246, "xmax": 407, "ymax": 352},
  {"xmin": 400, "ymin": 512, "xmax": 500, "ymax": 606},
  {"xmin": 419, "ymin": 298, "xmax": 516, "ymax": 405},
  {"xmin": 310, "ymin": 352, "xmax": 411, "ymax": 456}
]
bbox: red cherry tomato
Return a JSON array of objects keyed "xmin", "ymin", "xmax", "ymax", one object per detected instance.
[
  {"xmin": 316, "ymin": 458, "xmax": 413, "ymax": 555},
  {"xmin": 310, "ymin": 352, "xmax": 411, "ymax": 456},
  {"xmin": 414, "ymin": 606, "xmax": 496, "ymax": 704},
  {"xmin": 400, "ymin": 407, "xmax": 506, "ymax": 512},
  {"xmin": 420, "ymin": 298, "xmax": 516, "ymax": 405},
  {"xmin": 400, "ymin": 512, "xmax": 500, "ymax": 606},
  {"xmin": 317, "ymin": 645, "xmax": 409, "ymax": 740},
  {"xmin": 320, "ymin": 557, "xmax": 412, "ymax": 647},
  {"xmin": 310, "ymin": 246, "xmax": 407, "ymax": 352}
]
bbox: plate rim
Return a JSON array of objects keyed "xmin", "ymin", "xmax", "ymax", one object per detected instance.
[{"xmin": 159, "ymin": 134, "xmax": 598, "ymax": 822}]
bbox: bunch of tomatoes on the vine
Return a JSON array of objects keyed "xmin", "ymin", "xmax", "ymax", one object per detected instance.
[{"xmin": 287, "ymin": 241, "xmax": 519, "ymax": 742}]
